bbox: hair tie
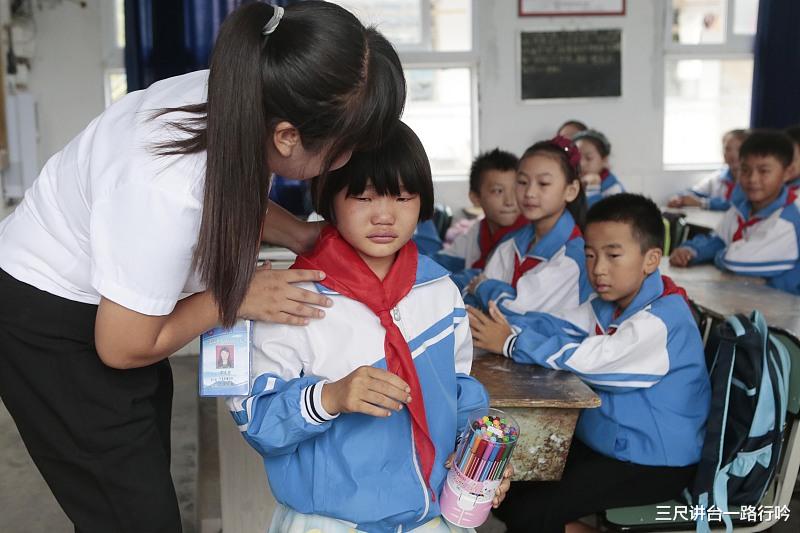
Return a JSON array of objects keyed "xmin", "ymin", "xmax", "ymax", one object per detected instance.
[
  {"xmin": 262, "ymin": 6, "xmax": 284, "ymax": 36},
  {"xmin": 551, "ymin": 135, "xmax": 581, "ymax": 171}
]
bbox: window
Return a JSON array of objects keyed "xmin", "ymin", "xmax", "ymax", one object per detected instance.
[
  {"xmin": 101, "ymin": 0, "xmax": 127, "ymax": 107},
  {"xmin": 663, "ymin": 0, "xmax": 757, "ymax": 168},
  {"xmin": 333, "ymin": 0, "xmax": 477, "ymax": 178}
]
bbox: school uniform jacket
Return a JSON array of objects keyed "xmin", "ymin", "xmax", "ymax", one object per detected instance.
[
  {"xmin": 687, "ymin": 166, "xmax": 738, "ymax": 211},
  {"xmin": 502, "ymin": 271, "xmax": 711, "ymax": 467},
  {"xmin": 586, "ymin": 169, "xmax": 624, "ymax": 207},
  {"xmin": 227, "ymin": 255, "xmax": 488, "ymax": 533},
  {"xmin": 471, "ymin": 210, "xmax": 593, "ymax": 323},
  {"xmin": 682, "ymin": 187, "xmax": 800, "ymax": 295},
  {"xmin": 433, "ymin": 218, "xmax": 519, "ymax": 292}
]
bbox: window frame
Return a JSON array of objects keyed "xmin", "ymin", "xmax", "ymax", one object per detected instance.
[
  {"xmin": 333, "ymin": 0, "xmax": 480, "ymax": 180},
  {"xmin": 662, "ymin": 0, "xmax": 756, "ymax": 171},
  {"xmin": 100, "ymin": 0, "xmax": 126, "ymax": 107}
]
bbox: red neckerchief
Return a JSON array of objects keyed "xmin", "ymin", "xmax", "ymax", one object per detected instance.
[
  {"xmin": 291, "ymin": 226, "xmax": 437, "ymax": 499},
  {"xmin": 732, "ymin": 189, "xmax": 797, "ymax": 242},
  {"xmin": 723, "ymin": 180, "xmax": 736, "ymax": 201},
  {"xmin": 600, "ymin": 168, "xmax": 611, "ymax": 183},
  {"xmin": 511, "ymin": 225, "xmax": 582, "ymax": 288},
  {"xmin": 472, "ymin": 215, "xmax": 528, "ymax": 269},
  {"xmin": 594, "ymin": 275, "xmax": 688, "ymax": 336}
]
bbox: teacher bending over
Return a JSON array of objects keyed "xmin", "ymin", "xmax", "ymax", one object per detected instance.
[{"xmin": 0, "ymin": 2, "xmax": 404, "ymax": 532}]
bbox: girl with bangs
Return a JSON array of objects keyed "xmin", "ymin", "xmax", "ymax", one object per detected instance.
[
  {"xmin": 0, "ymin": 2, "xmax": 405, "ymax": 531},
  {"xmin": 229, "ymin": 122, "xmax": 512, "ymax": 532}
]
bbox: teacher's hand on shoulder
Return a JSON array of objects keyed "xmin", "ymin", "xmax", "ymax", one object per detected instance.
[{"xmin": 238, "ymin": 262, "xmax": 332, "ymax": 326}]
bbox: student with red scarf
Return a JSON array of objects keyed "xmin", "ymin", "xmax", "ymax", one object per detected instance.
[
  {"xmin": 226, "ymin": 123, "xmax": 511, "ymax": 533},
  {"xmin": 465, "ymin": 137, "xmax": 593, "ymax": 324},
  {"xmin": 433, "ymin": 148, "xmax": 527, "ymax": 292}
]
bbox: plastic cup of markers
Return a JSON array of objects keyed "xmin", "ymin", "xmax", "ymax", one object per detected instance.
[{"xmin": 440, "ymin": 408, "xmax": 519, "ymax": 528}]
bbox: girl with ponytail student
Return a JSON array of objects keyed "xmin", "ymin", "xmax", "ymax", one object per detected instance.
[
  {"xmin": 229, "ymin": 122, "xmax": 511, "ymax": 532},
  {"xmin": 0, "ymin": 3, "xmax": 405, "ymax": 531},
  {"xmin": 466, "ymin": 137, "xmax": 593, "ymax": 335}
]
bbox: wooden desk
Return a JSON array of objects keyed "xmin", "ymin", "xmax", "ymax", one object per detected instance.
[
  {"xmin": 661, "ymin": 259, "xmax": 800, "ymax": 339},
  {"xmin": 471, "ymin": 354, "xmax": 600, "ymax": 481}
]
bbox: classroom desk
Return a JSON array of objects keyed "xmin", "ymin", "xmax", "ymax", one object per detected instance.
[
  {"xmin": 661, "ymin": 259, "xmax": 800, "ymax": 338},
  {"xmin": 471, "ymin": 354, "xmax": 600, "ymax": 481},
  {"xmin": 663, "ymin": 206, "xmax": 724, "ymax": 233}
]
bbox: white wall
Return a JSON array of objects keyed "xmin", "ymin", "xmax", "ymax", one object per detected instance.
[
  {"xmin": 435, "ymin": 0, "xmax": 705, "ymax": 215},
  {"xmin": 27, "ymin": 0, "xmax": 105, "ymax": 166}
]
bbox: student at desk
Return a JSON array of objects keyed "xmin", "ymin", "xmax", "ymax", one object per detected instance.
[
  {"xmin": 470, "ymin": 194, "xmax": 711, "ymax": 533},
  {"xmin": 670, "ymin": 131, "xmax": 800, "ymax": 296}
]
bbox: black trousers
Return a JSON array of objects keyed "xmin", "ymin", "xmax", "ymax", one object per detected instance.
[
  {"xmin": 0, "ymin": 269, "xmax": 182, "ymax": 533},
  {"xmin": 493, "ymin": 439, "xmax": 696, "ymax": 533}
]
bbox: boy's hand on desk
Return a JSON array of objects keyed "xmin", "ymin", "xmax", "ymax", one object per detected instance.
[
  {"xmin": 321, "ymin": 366, "xmax": 411, "ymax": 418},
  {"xmin": 444, "ymin": 453, "xmax": 514, "ymax": 508},
  {"xmin": 468, "ymin": 303, "xmax": 512, "ymax": 355},
  {"xmin": 669, "ymin": 247, "xmax": 695, "ymax": 267}
]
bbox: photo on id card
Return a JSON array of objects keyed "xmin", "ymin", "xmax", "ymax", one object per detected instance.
[{"xmin": 199, "ymin": 320, "xmax": 251, "ymax": 396}]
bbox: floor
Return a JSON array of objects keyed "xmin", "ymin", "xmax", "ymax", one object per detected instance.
[{"xmin": 1, "ymin": 354, "xmax": 798, "ymax": 533}]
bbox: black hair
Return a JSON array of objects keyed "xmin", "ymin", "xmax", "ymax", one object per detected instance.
[
  {"xmin": 724, "ymin": 129, "xmax": 749, "ymax": 143},
  {"xmin": 739, "ymin": 130, "xmax": 795, "ymax": 168},
  {"xmin": 520, "ymin": 140, "xmax": 587, "ymax": 227},
  {"xmin": 573, "ymin": 129, "xmax": 612, "ymax": 158},
  {"xmin": 784, "ymin": 125, "xmax": 800, "ymax": 147},
  {"xmin": 469, "ymin": 148, "xmax": 519, "ymax": 194},
  {"xmin": 558, "ymin": 120, "xmax": 588, "ymax": 134},
  {"xmin": 151, "ymin": 2, "xmax": 405, "ymax": 326},
  {"xmin": 586, "ymin": 194, "xmax": 664, "ymax": 252},
  {"xmin": 314, "ymin": 121, "xmax": 434, "ymax": 223}
]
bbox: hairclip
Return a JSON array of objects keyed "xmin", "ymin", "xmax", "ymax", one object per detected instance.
[
  {"xmin": 262, "ymin": 6, "xmax": 284, "ymax": 36},
  {"xmin": 551, "ymin": 135, "xmax": 581, "ymax": 170}
]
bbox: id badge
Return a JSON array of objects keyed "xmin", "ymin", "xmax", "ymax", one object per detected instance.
[{"xmin": 199, "ymin": 320, "xmax": 252, "ymax": 396}]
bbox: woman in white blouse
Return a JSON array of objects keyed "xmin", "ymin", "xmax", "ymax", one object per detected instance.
[{"xmin": 0, "ymin": 3, "xmax": 405, "ymax": 531}]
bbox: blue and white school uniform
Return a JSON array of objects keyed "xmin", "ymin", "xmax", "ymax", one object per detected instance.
[
  {"xmin": 471, "ymin": 210, "xmax": 593, "ymax": 323},
  {"xmin": 433, "ymin": 218, "xmax": 524, "ymax": 293},
  {"xmin": 685, "ymin": 166, "xmax": 738, "ymax": 211},
  {"xmin": 682, "ymin": 187, "xmax": 800, "ymax": 295},
  {"xmin": 585, "ymin": 169, "xmax": 624, "ymax": 207},
  {"xmin": 412, "ymin": 220, "xmax": 443, "ymax": 256},
  {"xmin": 227, "ymin": 255, "xmax": 488, "ymax": 533},
  {"xmin": 502, "ymin": 272, "xmax": 711, "ymax": 467}
]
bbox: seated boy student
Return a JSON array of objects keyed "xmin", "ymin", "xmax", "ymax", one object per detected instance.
[
  {"xmin": 470, "ymin": 193, "xmax": 711, "ymax": 533},
  {"xmin": 670, "ymin": 130, "xmax": 800, "ymax": 295},
  {"xmin": 433, "ymin": 148, "xmax": 527, "ymax": 291}
]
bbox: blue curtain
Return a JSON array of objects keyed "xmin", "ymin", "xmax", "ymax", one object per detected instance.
[
  {"xmin": 750, "ymin": 0, "xmax": 800, "ymax": 128},
  {"xmin": 124, "ymin": 0, "xmax": 260, "ymax": 92}
]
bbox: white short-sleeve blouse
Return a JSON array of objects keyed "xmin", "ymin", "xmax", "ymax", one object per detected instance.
[{"xmin": 0, "ymin": 70, "xmax": 211, "ymax": 316}]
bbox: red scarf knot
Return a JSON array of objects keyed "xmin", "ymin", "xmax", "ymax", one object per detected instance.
[{"xmin": 472, "ymin": 215, "xmax": 528, "ymax": 269}]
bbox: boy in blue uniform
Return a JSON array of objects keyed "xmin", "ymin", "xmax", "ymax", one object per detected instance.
[
  {"xmin": 471, "ymin": 194, "xmax": 711, "ymax": 533},
  {"xmin": 670, "ymin": 131, "xmax": 800, "ymax": 295},
  {"xmin": 433, "ymin": 149, "xmax": 527, "ymax": 291}
]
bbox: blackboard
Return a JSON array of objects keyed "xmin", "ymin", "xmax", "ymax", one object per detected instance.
[{"xmin": 520, "ymin": 29, "xmax": 622, "ymax": 100}]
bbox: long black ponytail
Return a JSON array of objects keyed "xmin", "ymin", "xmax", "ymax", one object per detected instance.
[{"xmin": 154, "ymin": 2, "xmax": 405, "ymax": 326}]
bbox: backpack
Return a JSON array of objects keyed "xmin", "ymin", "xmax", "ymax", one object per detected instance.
[{"xmin": 690, "ymin": 311, "xmax": 791, "ymax": 532}]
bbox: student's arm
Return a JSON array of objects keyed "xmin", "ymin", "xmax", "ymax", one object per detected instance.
[
  {"xmin": 707, "ymin": 197, "xmax": 732, "ymax": 211},
  {"xmin": 226, "ymin": 324, "xmax": 337, "ymax": 457},
  {"xmin": 452, "ymin": 303, "xmax": 489, "ymax": 433},
  {"xmin": 678, "ymin": 234, "xmax": 726, "ymax": 264},
  {"xmin": 507, "ymin": 308, "xmax": 670, "ymax": 393},
  {"xmin": 450, "ymin": 268, "xmax": 481, "ymax": 293}
]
